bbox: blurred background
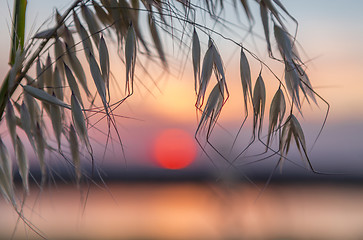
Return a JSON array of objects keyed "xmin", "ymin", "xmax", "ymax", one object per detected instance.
[{"xmin": 0, "ymin": 0, "xmax": 363, "ymax": 239}]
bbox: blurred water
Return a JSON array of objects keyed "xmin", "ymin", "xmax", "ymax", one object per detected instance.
[{"xmin": 1, "ymin": 182, "xmax": 363, "ymax": 240}]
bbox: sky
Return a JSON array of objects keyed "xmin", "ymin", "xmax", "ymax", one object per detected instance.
[{"xmin": 0, "ymin": 0, "xmax": 363, "ymax": 177}]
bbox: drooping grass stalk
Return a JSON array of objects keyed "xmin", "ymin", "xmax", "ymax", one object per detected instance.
[{"xmin": 0, "ymin": 0, "xmax": 83, "ymax": 120}]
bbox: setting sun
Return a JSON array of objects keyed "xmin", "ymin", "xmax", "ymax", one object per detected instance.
[{"xmin": 153, "ymin": 129, "xmax": 197, "ymax": 170}]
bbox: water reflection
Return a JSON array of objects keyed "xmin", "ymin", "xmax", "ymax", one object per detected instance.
[{"xmin": 1, "ymin": 182, "xmax": 363, "ymax": 239}]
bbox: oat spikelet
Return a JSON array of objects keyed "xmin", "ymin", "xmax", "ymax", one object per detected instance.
[
  {"xmin": 69, "ymin": 124, "xmax": 81, "ymax": 186},
  {"xmin": 55, "ymin": 9, "xmax": 65, "ymax": 37},
  {"xmin": 81, "ymin": 4, "xmax": 100, "ymax": 47},
  {"xmin": 50, "ymin": 93, "xmax": 62, "ymax": 150},
  {"xmin": 284, "ymin": 63, "xmax": 298, "ymax": 106},
  {"xmin": 62, "ymin": 25, "xmax": 75, "ymax": 49},
  {"xmin": 118, "ymin": 0, "xmax": 133, "ymax": 35},
  {"xmin": 64, "ymin": 63, "xmax": 83, "ymax": 107},
  {"xmin": 53, "ymin": 66, "xmax": 64, "ymax": 101},
  {"xmin": 99, "ymin": 35, "xmax": 110, "ymax": 92},
  {"xmin": 87, "ymin": 51, "xmax": 108, "ymax": 113},
  {"xmin": 125, "ymin": 25, "xmax": 136, "ymax": 95},
  {"xmin": 36, "ymin": 58, "xmax": 44, "ymax": 88},
  {"xmin": 267, "ymin": 88, "xmax": 285, "ymax": 147},
  {"xmin": 197, "ymin": 42, "xmax": 214, "ymax": 108},
  {"xmin": 212, "ymin": 43, "xmax": 225, "ymax": 80},
  {"xmin": 290, "ymin": 115, "xmax": 306, "ymax": 150},
  {"xmin": 128, "ymin": 0, "xmax": 149, "ymax": 53},
  {"xmin": 73, "ymin": 10, "xmax": 94, "ymax": 57},
  {"xmin": 260, "ymin": 1, "xmax": 271, "ymax": 55},
  {"xmin": 92, "ymin": 0, "xmax": 113, "ymax": 26},
  {"xmin": 148, "ymin": 12, "xmax": 166, "ymax": 65},
  {"xmin": 33, "ymin": 28, "xmax": 56, "ymax": 39},
  {"xmin": 24, "ymin": 90, "xmax": 40, "ymax": 128},
  {"xmin": 272, "ymin": 0, "xmax": 295, "ymax": 21},
  {"xmin": 23, "ymin": 85, "xmax": 70, "ymax": 109},
  {"xmin": 274, "ymin": 24, "xmax": 296, "ymax": 62},
  {"xmin": 16, "ymin": 136, "xmax": 29, "ymax": 193},
  {"xmin": 34, "ymin": 122, "xmax": 46, "ymax": 185},
  {"xmin": 6, "ymin": 100, "xmax": 17, "ymax": 149},
  {"xmin": 296, "ymin": 64, "xmax": 317, "ymax": 104},
  {"xmin": 197, "ymin": 40, "xmax": 226, "ymax": 108},
  {"xmin": 20, "ymin": 102, "xmax": 37, "ymax": 153},
  {"xmin": 252, "ymin": 73, "xmax": 266, "ymax": 134},
  {"xmin": 240, "ymin": 47, "xmax": 252, "ymax": 112},
  {"xmin": 0, "ymin": 139, "xmax": 12, "ymax": 185},
  {"xmin": 108, "ymin": 0, "xmax": 123, "ymax": 38},
  {"xmin": 0, "ymin": 138, "xmax": 15, "ymax": 205},
  {"xmin": 71, "ymin": 92, "xmax": 91, "ymax": 153},
  {"xmin": 261, "ymin": 0, "xmax": 286, "ymax": 30},
  {"xmin": 54, "ymin": 38, "xmax": 67, "ymax": 77},
  {"xmin": 192, "ymin": 29, "xmax": 201, "ymax": 94},
  {"xmin": 197, "ymin": 81, "xmax": 225, "ymax": 133},
  {"xmin": 283, "ymin": 62, "xmax": 316, "ymax": 108},
  {"xmin": 279, "ymin": 114, "xmax": 307, "ymax": 169},
  {"xmin": 44, "ymin": 54, "xmax": 53, "ymax": 95},
  {"xmin": 65, "ymin": 43, "xmax": 91, "ymax": 98}
]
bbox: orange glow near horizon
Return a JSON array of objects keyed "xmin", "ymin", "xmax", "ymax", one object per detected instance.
[{"xmin": 153, "ymin": 129, "xmax": 197, "ymax": 169}]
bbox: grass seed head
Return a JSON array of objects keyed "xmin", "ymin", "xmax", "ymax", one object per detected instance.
[
  {"xmin": 252, "ymin": 74, "xmax": 266, "ymax": 134},
  {"xmin": 5, "ymin": 100, "xmax": 17, "ymax": 149},
  {"xmin": 212, "ymin": 44, "xmax": 225, "ymax": 80},
  {"xmin": 50, "ymin": 95, "xmax": 62, "ymax": 150},
  {"xmin": 71, "ymin": 92, "xmax": 91, "ymax": 153},
  {"xmin": 267, "ymin": 88, "xmax": 286, "ymax": 146},
  {"xmin": 20, "ymin": 101, "xmax": 37, "ymax": 152},
  {"xmin": 148, "ymin": 12, "xmax": 167, "ymax": 65},
  {"xmin": 69, "ymin": 124, "xmax": 81, "ymax": 186},
  {"xmin": 81, "ymin": 4, "xmax": 101, "ymax": 47},
  {"xmin": 65, "ymin": 43, "xmax": 91, "ymax": 98},
  {"xmin": 198, "ymin": 81, "xmax": 225, "ymax": 133},
  {"xmin": 260, "ymin": 2, "xmax": 271, "ymax": 54},
  {"xmin": 54, "ymin": 38, "xmax": 67, "ymax": 74},
  {"xmin": 23, "ymin": 85, "xmax": 70, "ymax": 109},
  {"xmin": 16, "ymin": 136, "xmax": 29, "ymax": 193},
  {"xmin": 73, "ymin": 10, "xmax": 94, "ymax": 58},
  {"xmin": 100, "ymin": 35, "xmax": 110, "ymax": 91},
  {"xmin": 36, "ymin": 58, "xmax": 44, "ymax": 88},
  {"xmin": 92, "ymin": 0, "xmax": 113, "ymax": 26},
  {"xmin": 44, "ymin": 53, "xmax": 54, "ymax": 94},
  {"xmin": 53, "ymin": 66, "xmax": 64, "ymax": 101},
  {"xmin": 192, "ymin": 29, "xmax": 201, "ymax": 94},
  {"xmin": 240, "ymin": 47, "xmax": 252, "ymax": 112},
  {"xmin": 197, "ymin": 43, "xmax": 214, "ymax": 108},
  {"xmin": 125, "ymin": 25, "xmax": 136, "ymax": 95},
  {"xmin": 64, "ymin": 62, "xmax": 83, "ymax": 107},
  {"xmin": 34, "ymin": 122, "xmax": 46, "ymax": 182},
  {"xmin": 88, "ymin": 51, "xmax": 108, "ymax": 112},
  {"xmin": 0, "ymin": 138, "xmax": 15, "ymax": 205}
]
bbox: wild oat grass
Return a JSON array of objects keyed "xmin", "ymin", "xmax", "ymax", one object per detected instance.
[{"xmin": 0, "ymin": 1, "xmax": 330, "ymax": 237}]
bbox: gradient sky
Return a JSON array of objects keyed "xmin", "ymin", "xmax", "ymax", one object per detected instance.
[{"xmin": 0, "ymin": 0, "xmax": 362, "ymax": 175}]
